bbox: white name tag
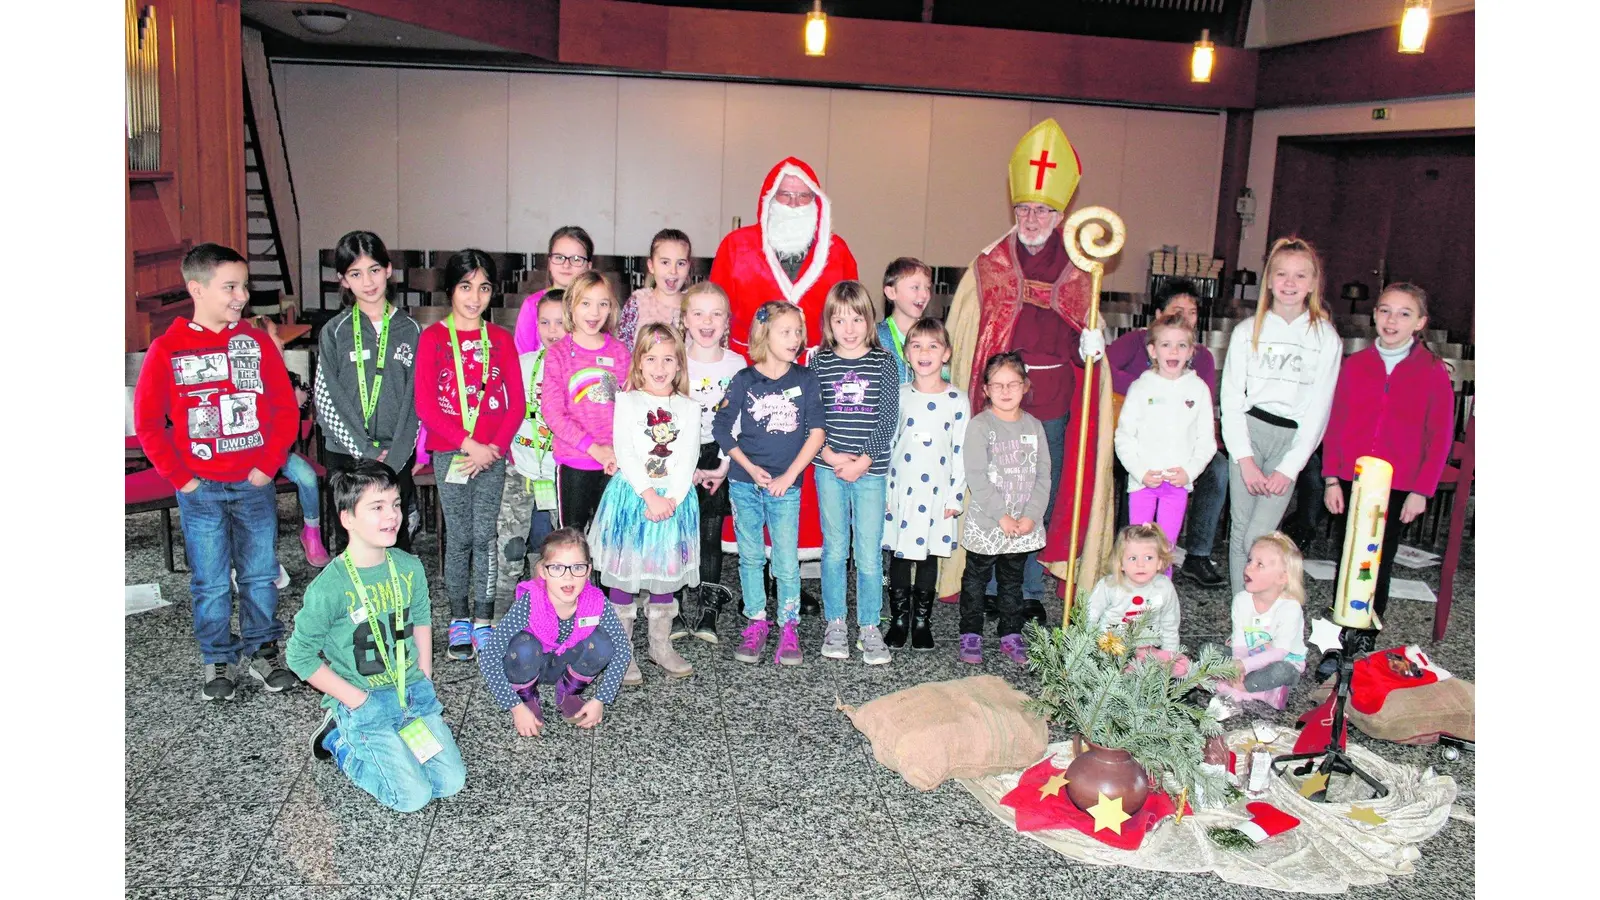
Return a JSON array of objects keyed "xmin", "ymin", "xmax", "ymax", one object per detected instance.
[
  {"xmin": 577, "ymin": 615, "xmax": 602, "ymax": 628},
  {"xmin": 1021, "ymin": 434, "xmax": 1037, "ymax": 446},
  {"xmin": 347, "ymin": 349, "xmax": 372, "ymax": 361},
  {"xmin": 597, "ymin": 356, "xmax": 615, "ymax": 367},
  {"xmin": 782, "ymin": 387, "xmax": 802, "ymax": 399},
  {"xmin": 910, "ymin": 431, "xmax": 933, "ymax": 446},
  {"xmin": 349, "ymin": 605, "xmax": 369, "ymax": 625}
]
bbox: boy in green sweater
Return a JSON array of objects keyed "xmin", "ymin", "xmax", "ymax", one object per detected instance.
[{"xmin": 286, "ymin": 461, "xmax": 465, "ymax": 812}]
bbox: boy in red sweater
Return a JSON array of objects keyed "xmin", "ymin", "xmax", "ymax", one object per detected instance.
[{"xmin": 134, "ymin": 244, "xmax": 301, "ymax": 701}]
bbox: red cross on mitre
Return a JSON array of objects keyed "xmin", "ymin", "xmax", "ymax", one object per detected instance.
[{"xmin": 1029, "ymin": 150, "xmax": 1057, "ymax": 190}]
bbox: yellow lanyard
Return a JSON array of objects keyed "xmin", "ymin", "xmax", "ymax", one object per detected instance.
[{"xmin": 342, "ymin": 551, "xmax": 407, "ymax": 708}]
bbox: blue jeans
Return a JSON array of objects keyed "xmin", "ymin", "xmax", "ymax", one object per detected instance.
[
  {"xmin": 280, "ymin": 453, "xmax": 319, "ymax": 522},
  {"xmin": 730, "ymin": 479, "xmax": 802, "ymax": 625},
  {"xmin": 332, "ymin": 678, "xmax": 465, "ymax": 813},
  {"xmin": 1184, "ymin": 451, "xmax": 1230, "ymax": 558},
  {"xmin": 525, "ymin": 508, "xmax": 554, "ymax": 555},
  {"xmin": 815, "ymin": 468, "xmax": 886, "ymax": 626},
  {"xmin": 174, "ymin": 478, "xmax": 285, "ymax": 664}
]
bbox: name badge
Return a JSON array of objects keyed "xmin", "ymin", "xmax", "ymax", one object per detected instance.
[
  {"xmin": 349, "ymin": 605, "xmax": 369, "ymax": 625},
  {"xmin": 1020, "ymin": 434, "xmax": 1037, "ymax": 446},
  {"xmin": 910, "ymin": 431, "xmax": 933, "ymax": 447},
  {"xmin": 782, "ymin": 387, "xmax": 802, "ymax": 399},
  {"xmin": 597, "ymin": 356, "xmax": 615, "ymax": 367},
  {"xmin": 577, "ymin": 615, "xmax": 602, "ymax": 628},
  {"xmin": 348, "ymin": 349, "xmax": 372, "ymax": 361},
  {"xmin": 398, "ymin": 718, "xmax": 444, "ymax": 764}
]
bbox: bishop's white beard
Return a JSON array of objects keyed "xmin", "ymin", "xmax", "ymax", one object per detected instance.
[
  {"xmin": 1017, "ymin": 225, "xmax": 1052, "ymax": 250},
  {"xmin": 767, "ymin": 200, "xmax": 818, "ymax": 259}
]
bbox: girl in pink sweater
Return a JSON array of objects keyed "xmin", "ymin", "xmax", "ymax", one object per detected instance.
[
  {"xmin": 1317, "ymin": 283, "xmax": 1455, "ymax": 669},
  {"xmin": 542, "ymin": 271, "xmax": 631, "ymax": 538}
]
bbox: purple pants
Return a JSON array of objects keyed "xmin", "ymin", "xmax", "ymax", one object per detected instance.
[{"xmin": 1128, "ymin": 482, "xmax": 1189, "ymax": 574}]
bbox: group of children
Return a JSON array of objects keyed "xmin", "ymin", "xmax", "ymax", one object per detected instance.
[{"xmin": 133, "ymin": 229, "xmax": 1456, "ymax": 813}]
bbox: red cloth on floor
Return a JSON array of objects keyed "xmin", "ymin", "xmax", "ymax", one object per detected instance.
[
  {"xmin": 1000, "ymin": 758, "xmax": 1187, "ymax": 850},
  {"xmin": 1350, "ymin": 646, "xmax": 1443, "ymax": 715},
  {"xmin": 1294, "ymin": 693, "xmax": 1349, "ymax": 754}
]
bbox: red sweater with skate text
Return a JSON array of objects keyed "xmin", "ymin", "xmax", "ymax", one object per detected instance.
[
  {"xmin": 414, "ymin": 320, "xmax": 525, "ymax": 455},
  {"xmin": 134, "ymin": 318, "xmax": 298, "ymax": 490}
]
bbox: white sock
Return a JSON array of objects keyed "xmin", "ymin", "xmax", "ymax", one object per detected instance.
[{"xmin": 304, "ymin": 517, "xmax": 319, "ymax": 528}]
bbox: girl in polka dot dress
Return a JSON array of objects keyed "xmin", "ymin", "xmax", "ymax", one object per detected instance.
[
  {"xmin": 1084, "ymin": 523, "xmax": 1187, "ymax": 673},
  {"xmin": 882, "ymin": 318, "xmax": 969, "ymax": 652}
]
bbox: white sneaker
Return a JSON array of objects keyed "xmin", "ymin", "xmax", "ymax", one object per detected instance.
[
  {"xmin": 821, "ymin": 618, "xmax": 850, "ymax": 660},
  {"xmin": 858, "ymin": 625, "xmax": 892, "ymax": 666}
]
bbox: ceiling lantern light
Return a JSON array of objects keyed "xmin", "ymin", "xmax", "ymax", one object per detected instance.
[
  {"xmin": 1191, "ymin": 29, "xmax": 1215, "ymax": 83},
  {"xmin": 292, "ymin": 9, "xmax": 352, "ymax": 36},
  {"xmin": 804, "ymin": 1, "xmax": 828, "ymax": 57},
  {"xmin": 1399, "ymin": 0, "xmax": 1431, "ymax": 54}
]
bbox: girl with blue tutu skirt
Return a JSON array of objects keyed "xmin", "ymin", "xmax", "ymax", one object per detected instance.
[{"xmin": 590, "ymin": 322, "xmax": 701, "ymax": 680}]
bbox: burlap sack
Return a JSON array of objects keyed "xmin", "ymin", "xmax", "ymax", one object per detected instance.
[
  {"xmin": 1312, "ymin": 677, "xmax": 1475, "ymax": 745},
  {"xmin": 842, "ymin": 675, "xmax": 1048, "ymax": 791}
]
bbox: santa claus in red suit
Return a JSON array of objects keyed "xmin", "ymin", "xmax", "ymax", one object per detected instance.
[
  {"xmin": 711, "ymin": 157, "xmax": 860, "ymax": 583},
  {"xmin": 711, "ymin": 157, "xmax": 860, "ymax": 360}
]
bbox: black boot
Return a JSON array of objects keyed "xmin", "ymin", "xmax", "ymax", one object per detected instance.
[
  {"xmin": 910, "ymin": 588, "xmax": 936, "ymax": 651},
  {"xmin": 1178, "ymin": 555, "xmax": 1227, "ymax": 588},
  {"xmin": 884, "ymin": 586, "xmax": 912, "ymax": 648},
  {"xmin": 800, "ymin": 587, "xmax": 822, "ymax": 617},
  {"xmin": 1022, "ymin": 598, "xmax": 1048, "ymax": 630},
  {"xmin": 669, "ymin": 589, "xmax": 691, "ymax": 641},
  {"xmin": 692, "ymin": 583, "xmax": 727, "ymax": 645}
]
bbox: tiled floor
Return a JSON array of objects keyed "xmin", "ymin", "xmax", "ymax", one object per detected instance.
[{"xmin": 126, "ymin": 499, "xmax": 1475, "ymax": 898}]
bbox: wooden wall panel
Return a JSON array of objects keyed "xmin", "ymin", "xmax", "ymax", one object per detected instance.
[
  {"xmin": 824, "ymin": 91, "xmax": 933, "ymax": 298},
  {"xmin": 614, "ymin": 79, "xmax": 726, "ymax": 259},
  {"xmin": 507, "ymin": 74, "xmax": 620, "ymax": 254},
  {"xmin": 396, "ymin": 69, "xmax": 510, "ymax": 253}
]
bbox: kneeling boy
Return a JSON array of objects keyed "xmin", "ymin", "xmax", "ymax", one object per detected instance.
[{"xmin": 286, "ymin": 461, "xmax": 466, "ymax": 812}]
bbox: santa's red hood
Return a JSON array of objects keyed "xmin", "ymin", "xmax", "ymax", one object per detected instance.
[{"xmin": 755, "ymin": 157, "xmax": 834, "ymax": 306}]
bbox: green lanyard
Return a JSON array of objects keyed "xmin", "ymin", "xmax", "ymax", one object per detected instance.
[
  {"xmin": 885, "ymin": 316, "xmax": 907, "ymax": 359},
  {"xmin": 525, "ymin": 348, "xmax": 544, "ymax": 422},
  {"xmin": 447, "ymin": 314, "xmax": 491, "ymax": 435},
  {"xmin": 352, "ymin": 306, "xmax": 391, "ymax": 446},
  {"xmin": 343, "ymin": 550, "xmax": 407, "ymax": 708}
]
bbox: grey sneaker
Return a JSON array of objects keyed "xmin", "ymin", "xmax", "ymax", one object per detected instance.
[
  {"xmin": 821, "ymin": 618, "xmax": 850, "ymax": 660},
  {"xmin": 202, "ymin": 662, "xmax": 238, "ymax": 701},
  {"xmin": 248, "ymin": 642, "xmax": 299, "ymax": 693},
  {"xmin": 858, "ymin": 625, "xmax": 891, "ymax": 666}
]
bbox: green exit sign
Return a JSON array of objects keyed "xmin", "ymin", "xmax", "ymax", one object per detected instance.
[{"xmin": 1372, "ymin": 107, "xmax": 1390, "ymax": 120}]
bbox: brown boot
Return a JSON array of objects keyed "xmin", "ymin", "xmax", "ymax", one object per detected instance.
[
  {"xmin": 646, "ymin": 601, "xmax": 694, "ymax": 678},
  {"xmin": 615, "ymin": 602, "xmax": 644, "ymax": 686}
]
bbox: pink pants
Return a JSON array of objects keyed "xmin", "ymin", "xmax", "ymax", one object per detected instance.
[{"xmin": 1128, "ymin": 482, "xmax": 1189, "ymax": 574}]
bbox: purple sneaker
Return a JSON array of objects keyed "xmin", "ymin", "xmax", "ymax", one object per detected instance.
[
  {"xmin": 1000, "ymin": 633, "xmax": 1029, "ymax": 666},
  {"xmin": 775, "ymin": 621, "xmax": 803, "ymax": 666},
  {"xmin": 734, "ymin": 619, "xmax": 771, "ymax": 664},
  {"xmin": 958, "ymin": 633, "xmax": 983, "ymax": 665}
]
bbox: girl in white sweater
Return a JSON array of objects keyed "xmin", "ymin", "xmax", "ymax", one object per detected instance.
[
  {"xmin": 1219, "ymin": 237, "xmax": 1342, "ymax": 595},
  {"xmin": 1114, "ymin": 314, "xmax": 1216, "ymax": 576}
]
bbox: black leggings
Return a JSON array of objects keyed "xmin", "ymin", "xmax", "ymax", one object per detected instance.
[
  {"xmin": 889, "ymin": 556, "xmax": 937, "ymax": 593},
  {"xmin": 556, "ymin": 465, "xmax": 611, "ymax": 534}
]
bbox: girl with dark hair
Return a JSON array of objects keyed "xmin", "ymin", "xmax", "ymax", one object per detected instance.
[
  {"xmin": 414, "ymin": 250, "xmax": 526, "ymax": 662},
  {"xmin": 513, "ymin": 225, "xmax": 594, "ymax": 353},
  {"xmin": 315, "ymin": 230, "xmax": 423, "ymax": 556}
]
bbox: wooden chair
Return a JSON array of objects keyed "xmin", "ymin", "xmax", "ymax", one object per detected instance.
[
  {"xmin": 412, "ymin": 306, "xmax": 451, "ymax": 328},
  {"xmin": 411, "ymin": 464, "xmax": 445, "ymax": 571},
  {"xmin": 1343, "ymin": 337, "xmax": 1372, "ymax": 355},
  {"xmin": 490, "ymin": 308, "xmax": 520, "ymax": 330},
  {"xmin": 590, "ymin": 254, "xmax": 628, "ymax": 273},
  {"xmin": 404, "ymin": 268, "xmax": 444, "ymax": 307}
]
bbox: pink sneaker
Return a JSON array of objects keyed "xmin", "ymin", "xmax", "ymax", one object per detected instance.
[
  {"xmin": 734, "ymin": 619, "xmax": 771, "ymax": 664},
  {"xmin": 300, "ymin": 525, "xmax": 332, "ymax": 568},
  {"xmin": 775, "ymin": 621, "xmax": 803, "ymax": 666}
]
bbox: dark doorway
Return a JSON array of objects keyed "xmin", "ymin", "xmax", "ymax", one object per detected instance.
[{"xmin": 1266, "ymin": 133, "xmax": 1474, "ymax": 338}]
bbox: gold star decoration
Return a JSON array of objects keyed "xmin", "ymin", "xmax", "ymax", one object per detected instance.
[
  {"xmin": 1298, "ymin": 771, "xmax": 1331, "ymax": 799},
  {"xmin": 1087, "ymin": 791, "xmax": 1133, "ymax": 834},
  {"xmin": 1347, "ymin": 806, "xmax": 1387, "ymax": 826},
  {"xmin": 1037, "ymin": 772, "xmax": 1070, "ymax": 800},
  {"xmin": 1097, "ymin": 630, "xmax": 1127, "ymax": 657}
]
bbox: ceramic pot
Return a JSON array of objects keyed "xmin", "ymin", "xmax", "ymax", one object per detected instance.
[{"xmin": 1065, "ymin": 735, "xmax": 1150, "ymax": 814}]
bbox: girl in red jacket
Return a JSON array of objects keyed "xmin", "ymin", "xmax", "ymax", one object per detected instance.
[
  {"xmin": 415, "ymin": 250, "xmax": 526, "ymax": 661},
  {"xmin": 1317, "ymin": 283, "xmax": 1455, "ymax": 672}
]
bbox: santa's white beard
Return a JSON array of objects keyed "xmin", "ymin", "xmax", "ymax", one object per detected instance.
[{"xmin": 767, "ymin": 200, "xmax": 817, "ymax": 258}]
